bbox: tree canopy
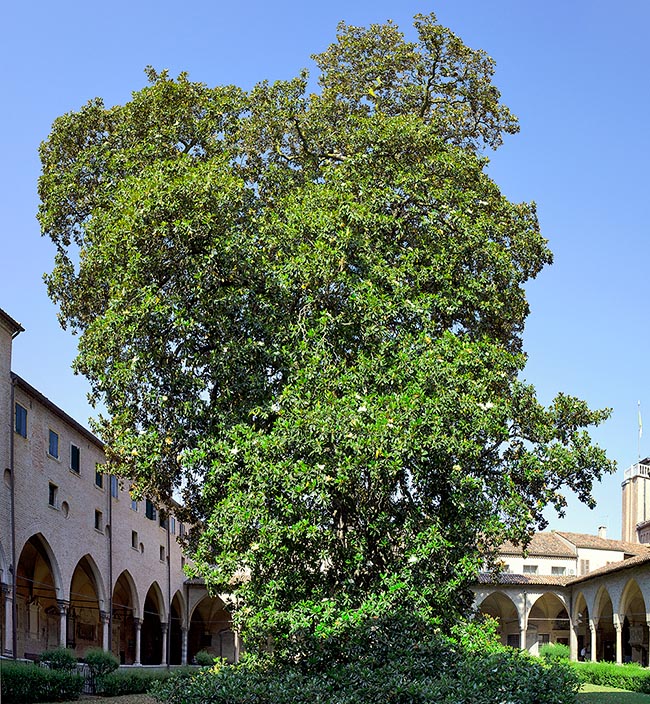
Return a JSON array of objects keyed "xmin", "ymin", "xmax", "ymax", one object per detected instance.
[{"xmin": 38, "ymin": 13, "xmax": 613, "ymax": 644}]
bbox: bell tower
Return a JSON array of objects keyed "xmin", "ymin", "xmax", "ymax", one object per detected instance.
[{"xmin": 622, "ymin": 459, "xmax": 650, "ymax": 543}]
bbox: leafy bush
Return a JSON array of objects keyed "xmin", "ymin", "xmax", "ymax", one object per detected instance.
[
  {"xmin": 540, "ymin": 642, "xmax": 570, "ymax": 663},
  {"xmin": 82, "ymin": 647, "xmax": 119, "ymax": 692},
  {"xmin": 96, "ymin": 668, "xmax": 174, "ymax": 696},
  {"xmin": 0, "ymin": 661, "xmax": 84, "ymax": 703},
  {"xmin": 151, "ymin": 612, "xmax": 580, "ymax": 704},
  {"xmin": 194, "ymin": 650, "xmax": 217, "ymax": 666},
  {"xmin": 39, "ymin": 647, "xmax": 78, "ymax": 672},
  {"xmin": 572, "ymin": 660, "xmax": 650, "ymax": 693}
]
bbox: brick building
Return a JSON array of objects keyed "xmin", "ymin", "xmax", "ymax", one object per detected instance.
[{"xmin": 0, "ymin": 307, "xmax": 236, "ymax": 664}]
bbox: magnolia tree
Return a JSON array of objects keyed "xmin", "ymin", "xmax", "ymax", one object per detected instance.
[{"xmin": 38, "ymin": 14, "xmax": 613, "ymax": 646}]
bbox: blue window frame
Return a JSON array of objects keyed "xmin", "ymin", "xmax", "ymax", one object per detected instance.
[
  {"xmin": 15, "ymin": 403, "xmax": 27, "ymax": 437},
  {"xmin": 70, "ymin": 444, "xmax": 80, "ymax": 473},
  {"xmin": 48, "ymin": 430, "xmax": 59, "ymax": 458}
]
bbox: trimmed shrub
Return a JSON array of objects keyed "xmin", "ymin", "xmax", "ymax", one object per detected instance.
[
  {"xmin": 540, "ymin": 642, "xmax": 570, "ymax": 663},
  {"xmin": 0, "ymin": 661, "xmax": 84, "ymax": 704},
  {"xmin": 151, "ymin": 613, "xmax": 580, "ymax": 704},
  {"xmin": 83, "ymin": 647, "xmax": 119, "ymax": 693},
  {"xmin": 39, "ymin": 647, "xmax": 78, "ymax": 672},
  {"xmin": 194, "ymin": 650, "xmax": 216, "ymax": 666},
  {"xmin": 572, "ymin": 660, "xmax": 650, "ymax": 693},
  {"xmin": 96, "ymin": 668, "xmax": 175, "ymax": 696}
]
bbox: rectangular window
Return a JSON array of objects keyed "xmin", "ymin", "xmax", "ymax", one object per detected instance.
[
  {"xmin": 94, "ymin": 510, "xmax": 103, "ymax": 532},
  {"xmin": 95, "ymin": 465, "xmax": 104, "ymax": 489},
  {"xmin": 48, "ymin": 482, "xmax": 58, "ymax": 508},
  {"xmin": 145, "ymin": 499, "xmax": 157, "ymax": 521},
  {"xmin": 551, "ymin": 566, "xmax": 566, "ymax": 576},
  {"xmin": 170, "ymin": 517, "xmax": 176, "ymax": 535},
  {"xmin": 580, "ymin": 559, "xmax": 590, "ymax": 576},
  {"xmin": 523, "ymin": 564, "xmax": 538, "ymax": 574},
  {"xmin": 15, "ymin": 403, "xmax": 27, "ymax": 438},
  {"xmin": 70, "ymin": 444, "xmax": 80, "ymax": 473},
  {"xmin": 159, "ymin": 512, "xmax": 168, "ymax": 530},
  {"xmin": 110, "ymin": 475, "xmax": 119, "ymax": 498},
  {"xmin": 538, "ymin": 634, "xmax": 550, "ymax": 645},
  {"xmin": 48, "ymin": 430, "xmax": 59, "ymax": 458},
  {"xmin": 131, "ymin": 499, "xmax": 138, "ymax": 511},
  {"xmin": 179, "ymin": 522, "xmax": 185, "ymax": 538},
  {"xmin": 131, "ymin": 531, "xmax": 138, "ymax": 549},
  {"xmin": 160, "ymin": 546, "xmax": 166, "ymax": 562}
]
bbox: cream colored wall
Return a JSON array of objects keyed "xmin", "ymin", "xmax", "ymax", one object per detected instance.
[
  {"xmin": 575, "ymin": 548, "xmax": 626, "ymax": 575},
  {"xmin": 501, "ymin": 555, "xmax": 576, "ymax": 576}
]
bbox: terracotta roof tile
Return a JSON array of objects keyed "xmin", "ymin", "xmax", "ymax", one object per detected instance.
[
  {"xmin": 477, "ymin": 572, "xmax": 573, "ymax": 586},
  {"xmin": 555, "ymin": 531, "xmax": 650, "ymax": 555},
  {"xmin": 498, "ymin": 532, "xmax": 575, "ymax": 558}
]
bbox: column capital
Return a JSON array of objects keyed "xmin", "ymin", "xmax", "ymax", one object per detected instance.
[
  {"xmin": 100, "ymin": 610, "xmax": 110, "ymax": 624},
  {"xmin": 134, "ymin": 618, "xmax": 142, "ymax": 630},
  {"xmin": 57, "ymin": 600, "xmax": 69, "ymax": 614},
  {"xmin": 161, "ymin": 621, "xmax": 168, "ymax": 633}
]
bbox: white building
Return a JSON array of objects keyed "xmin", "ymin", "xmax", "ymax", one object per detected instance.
[{"xmin": 476, "ymin": 465, "xmax": 650, "ymax": 664}]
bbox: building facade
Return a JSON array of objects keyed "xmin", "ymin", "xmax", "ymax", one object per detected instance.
[
  {"xmin": 475, "ymin": 469, "xmax": 650, "ymax": 664},
  {"xmin": 0, "ymin": 308, "xmax": 236, "ymax": 664}
]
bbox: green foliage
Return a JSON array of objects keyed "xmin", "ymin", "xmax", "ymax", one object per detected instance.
[
  {"xmin": 572, "ymin": 661, "xmax": 650, "ymax": 693},
  {"xmin": 83, "ymin": 647, "xmax": 119, "ymax": 692},
  {"xmin": 151, "ymin": 613, "xmax": 579, "ymax": 704},
  {"xmin": 194, "ymin": 650, "xmax": 220, "ymax": 666},
  {"xmin": 38, "ymin": 11, "xmax": 615, "ymax": 645},
  {"xmin": 540, "ymin": 642, "xmax": 571, "ymax": 663},
  {"xmin": 95, "ymin": 667, "xmax": 175, "ymax": 696},
  {"xmin": 0, "ymin": 661, "xmax": 84, "ymax": 704},
  {"xmin": 39, "ymin": 647, "xmax": 78, "ymax": 671}
]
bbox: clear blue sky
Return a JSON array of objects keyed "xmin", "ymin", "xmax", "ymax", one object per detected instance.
[{"xmin": 2, "ymin": 0, "xmax": 648, "ymax": 538}]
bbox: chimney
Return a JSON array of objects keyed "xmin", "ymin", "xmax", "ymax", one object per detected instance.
[{"xmin": 598, "ymin": 526, "xmax": 607, "ymax": 539}]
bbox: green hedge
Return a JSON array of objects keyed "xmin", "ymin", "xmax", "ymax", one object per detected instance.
[
  {"xmin": 572, "ymin": 660, "xmax": 650, "ymax": 693},
  {"xmin": 96, "ymin": 667, "xmax": 175, "ymax": 696},
  {"xmin": 151, "ymin": 613, "xmax": 580, "ymax": 704},
  {"xmin": 0, "ymin": 661, "xmax": 84, "ymax": 704}
]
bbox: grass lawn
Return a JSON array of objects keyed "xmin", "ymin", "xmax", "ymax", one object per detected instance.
[{"xmin": 578, "ymin": 683, "xmax": 650, "ymax": 703}]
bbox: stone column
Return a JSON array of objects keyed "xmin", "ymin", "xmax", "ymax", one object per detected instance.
[
  {"xmin": 57, "ymin": 601, "xmax": 68, "ymax": 649},
  {"xmin": 589, "ymin": 620, "xmax": 597, "ymax": 662},
  {"xmin": 519, "ymin": 620, "xmax": 527, "ymax": 651},
  {"xmin": 569, "ymin": 614, "xmax": 578, "ymax": 662},
  {"xmin": 101, "ymin": 611, "xmax": 110, "ymax": 651},
  {"xmin": 181, "ymin": 626, "xmax": 189, "ymax": 665},
  {"xmin": 134, "ymin": 618, "xmax": 142, "ymax": 666},
  {"xmin": 234, "ymin": 630, "xmax": 242, "ymax": 664},
  {"xmin": 2, "ymin": 585, "xmax": 13, "ymax": 657},
  {"xmin": 161, "ymin": 622, "xmax": 168, "ymax": 665},
  {"xmin": 614, "ymin": 615, "xmax": 623, "ymax": 665}
]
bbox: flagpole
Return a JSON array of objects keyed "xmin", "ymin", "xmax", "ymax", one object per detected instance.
[{"xmin": 639, "ymin": 400, "xmax": 643, "ymax": 463}]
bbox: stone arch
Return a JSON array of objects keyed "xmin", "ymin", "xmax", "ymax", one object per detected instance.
[
  {"xmin": 527, "ymin": 592, "xmax": 570, "ymax": 655},
  {"xmin": 188, "ymin": 594, "xmax": 235, "ymax": 663},
  {"xmin": 169, "ymin": 590, "xmax": 186, "ymax": 665},
  {"xmin": 141, "ymin": 581, "xmax": 165, "ymax": 665},
  {"xmin": 618, "ymin": 578, "xmax": 648, "ymax": 665},
  {"xmin": 112, "ymin": 570, "xmax": 139, "ymax": 664},
  {"xmin": 68, "ymin": 554, "xmax": 105, "ymax": 656},
  {"xmin": 573, "ymin": 591, "xmax": 590, "ymax": 660},
  {"xmin": 15, "ymin": 533, "xmax": 63, "ymax": 657},
  {"xmin": 593, "ymin": 585, "xmax": 615, "ymax": 662},
  {"xmin": 475, "ymin": 590, "xmax": 520, "ymax": 647}
]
